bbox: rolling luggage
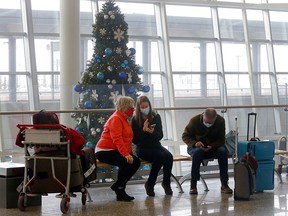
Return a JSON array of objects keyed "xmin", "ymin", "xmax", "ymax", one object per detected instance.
[
  {"xmin": 234, "ymin": 117, "xmax": 256, "ymax": 200},
  {"xmin": 234, "ymin": 154, "xmax": 256, "ymax": 200},
  {"xmin": 237, "ymin": 112, "xmax": 275, "ymax": 192}
]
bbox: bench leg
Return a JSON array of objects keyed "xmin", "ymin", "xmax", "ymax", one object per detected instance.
[
  {"xmin": 178, "ymin": 173, "xmax": 209, "ymax": 191},
  {"xmin": 274, "ymin": 168, "xmax": 283, "ymax": 183}
]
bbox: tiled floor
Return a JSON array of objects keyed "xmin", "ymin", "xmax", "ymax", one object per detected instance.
[{"xmin": 1, "ymin": 174, "xmax": 288, "ymax": 216}]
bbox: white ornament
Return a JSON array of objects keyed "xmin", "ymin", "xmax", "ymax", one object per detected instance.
[
  {"xmin": 111, "ymin": 79, "xmax": 116, "ymax": 85},
  {"xmin": 125, "ymin": 49, "xmax": 131, "ymax": 56},
  {"xmin": 89, "ymin": 72, "xmax": 94, "ymax": 78},
  {"xmin": 108, "ymin": 11, "xmax": 113, "ymax": 15},
  {"xmin": 109, "ymin": 91, "xmax": 119, "ymax": 101},
  {"xmin": 104, "ymin": 15, "xmax": 109, "ymax": 19},
  {"xmin": 91, "ymin": 89, "xmax": 98, "ymax": 101},
  {"xmin": 106, "ymin": 79, "xmax": 111, "ymax": 84},
  {"xmin": 96, "ymin": 128, "xmax": 101, "ymax": 133},
  {"xmin": 114, "ymin": 28, "xmax": 124, "ymax": 42},
  {"xmin": 110, "ymin": 15, "xmax": 115, "ymax": 19},
  {"xmin": 98, "ymin": 116, "xmax": 105, "ymax": 124},
  {"xmin": 91, "ymin": 131, "xmax": 96, "ymax": 135},
  {"xmin": 99, "ymin": 28, "xmax": 106, "ymax": 35},
  {"xmin": 127, "ymin": 72, "xmax": 132, "ymax": 84},
  {"xmin": 107, "ymin": 66, "xmax": 113, "ymax": 71},
  {"xmin": 115, "ymin": 47, "xmax": 122, "ymax": 54},
  {"xmin": 108, "ymin": 84, "xmax": 113, "ymax": 89},
  {"xmin": 90, "ymin": 127, "xmax": 95, "ymax": 132}
]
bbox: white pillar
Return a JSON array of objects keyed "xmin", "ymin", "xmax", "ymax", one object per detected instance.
[{"xmin": 60, "ymin": 0, "xmax": 80, "ymax": 126}]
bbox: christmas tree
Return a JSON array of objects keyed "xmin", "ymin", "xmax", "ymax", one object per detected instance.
[{"xmin": 72, "ymin": 0, "xmax": 150, "ymax": 148}]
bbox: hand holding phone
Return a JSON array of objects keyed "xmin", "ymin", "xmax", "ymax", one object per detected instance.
[{"xmin": 150, "ymin": 124, "xmax": 156, "ymax": 129}]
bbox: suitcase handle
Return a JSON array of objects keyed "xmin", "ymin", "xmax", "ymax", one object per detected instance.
[{"xmin": 247, "ymin": 112, "xmax": 257, "ymax": 141}]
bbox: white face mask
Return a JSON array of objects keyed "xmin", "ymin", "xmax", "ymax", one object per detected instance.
[
  {"xmin": 203, "ymin": 121, "xmax": 213, "ymax": 128},
  {"xmin": 140, "ymin": 107, "xmax": 150, "ymax": 116}
]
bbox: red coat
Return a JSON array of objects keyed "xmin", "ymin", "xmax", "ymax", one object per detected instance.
[{"xmin": 96, "ymin": 110, "xmax": 133, "ymax": 157}]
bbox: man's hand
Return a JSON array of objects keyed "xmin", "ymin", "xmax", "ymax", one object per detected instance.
[{"xmin": 195, "ymin": 141, "xmax": 211, "ymax": 152}]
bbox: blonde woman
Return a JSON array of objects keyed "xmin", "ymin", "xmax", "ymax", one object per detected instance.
[{"xmin": 95, "ymin": 96, "xmax": 140, "ymax": 201}]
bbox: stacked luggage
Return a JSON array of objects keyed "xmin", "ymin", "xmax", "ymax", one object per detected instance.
[{"xmin": 237, "ymin": 112, "xmax": 275, "ymax": 192}]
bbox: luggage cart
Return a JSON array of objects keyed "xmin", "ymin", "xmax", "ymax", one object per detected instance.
[{"xmin": 16, "ymin": 124, "xmax": 90, "ymax": 213}]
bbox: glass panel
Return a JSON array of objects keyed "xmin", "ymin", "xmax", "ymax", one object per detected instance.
[
  {"xmin": 150, "ymin": 74, "xmax": 162, "ymax": 98},
  {"xmin": 222, "ymin": 43, "xmax": 248, "ymax": 72},
  {"xmin": 16, "ymin": 75, "xmax": 28, "ymax": 101},
  {"xmin": 207, "ymin": 74, "xmax": 220, "ymax": 96},
  {"xmin": 35, "ymin": 39, "xmax": 60, "ymax": 72},
  {"xmin": 0, "ymin": 75, "xmax": 9, "ymax": 101},
  {"xmin": 16, "ymin": 38, "xmax": 26, "ymax": 72},
  {"xmin": 38, "ymin": 74, "xmax": 60, "ymax": 100},
  {"xmin": 277, "ymin": 74, "xmax": 288, "ymax": 86},
  {"xmin": 225, "ymin": 74, "xmax": 251, "ymax": 96},
  {"xmin": 98, "ymin": 1, "xmax": 157, "ymax": 37},
  {"xmin": 166, "ymin": 5, "xmax": 213, "ymax": 38},
  {"xmin": 207, "ymin": 43, "xmax": 217, "ymax": 72},
  {"xmin": 170, "ymin": 42, "xmax": 200, "ymax": 72},
  {"xmin": 218, "ymin": 8, "xmax": 244, "ymax": 40},
  {"xmin": 245, "ymin": 0, "xmax": 267, "ymax": 3},
  {"xmin": 0, "ymin": 0, "xmax": 22, "ymax": 33},
  {"xmin": 270, "ymin": 11, "xmax": 288, "ymax": 41},
  {"xmin": 273, "ymin": 44, "xmax": 288, "ymax": 72},
  {"xmin": 260, "ymin": 74, "xmax": 271, "ymax": 95},
  {"xmin": 246, "ymin": 10, "xmax": 266, "ymax": 40},
  {"xmin": 151, "ymin": 41, "xmax": 160, "ymax": 72},
  {"xmin": 250, "ymin": 43, "xmax": 269, "ymax": 72},
  {"xmin": 80, "ymin": 0, "xmax": 94, "ymax": 34},
  {"xmin": 0, "ymin": 38, "xmax": 8, "ymax": 71},
  {"xmin": 31, "ymin": 0, "xmax": 59, "ymax": 34},
  {"xmin": 173, "ymin": 74, "xmax": 201, "ymax": 97}
]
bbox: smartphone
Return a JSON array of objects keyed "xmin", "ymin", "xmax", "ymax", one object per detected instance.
[{"xmin": 150, "ymin": 124, "xmax": 156, "ymax": 128}]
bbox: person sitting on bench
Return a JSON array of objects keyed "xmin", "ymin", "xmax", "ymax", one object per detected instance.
[{"xmin": 182, "ymin": 108, "xmax": 233, "ymax": 195}]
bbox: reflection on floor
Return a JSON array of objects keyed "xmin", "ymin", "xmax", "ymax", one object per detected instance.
[{"xmin": 1, "ymin": 175, "xmax": 288, "ymax": 216}]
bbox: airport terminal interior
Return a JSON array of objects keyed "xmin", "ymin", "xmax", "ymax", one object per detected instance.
[{"xmin": 1, "ymin": 0, "xmax": 288, "ymax": 215}]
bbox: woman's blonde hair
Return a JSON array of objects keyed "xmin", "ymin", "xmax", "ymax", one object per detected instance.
[{"xmin": 115, "ymin": 96, "xmax": 134, "ymax": 113}]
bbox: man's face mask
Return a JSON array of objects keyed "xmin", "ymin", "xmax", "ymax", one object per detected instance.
[{"xmin": 203, "ymin": 121, "xmax": 214, "ymax": 128}]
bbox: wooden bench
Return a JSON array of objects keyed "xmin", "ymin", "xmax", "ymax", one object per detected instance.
[{"xmin": 96, "ymin": 155, "xmax": 192, "ymax": 193}]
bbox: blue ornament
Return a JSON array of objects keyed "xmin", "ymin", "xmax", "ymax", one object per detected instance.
[
  {"xmin": 86, "ymin": 141, "xmax": 95, "ymax": 149},
  {"xmin": 124, "ymin": 60, "xmax": 128, "ymax": 65},
  {"xmin": 142, "ymin": 85, "xmax": 150, "ymax": 93},
  {"xmin": 97, "ymin": 72, "xmax": 105, "ymax": 80},
  {"xmin": 74, "ymin": 84, "xmax": 82, "ymax": 92},
  {"xmin": 128, "ymin": 86, "xmax": 136, "ymax": 94},
  {"xmin": 75, "ymin": 127, "xmax": 81, "ymax": 132},
  {"xmin": 119, "ymin": 72, "xmax": 127, "ymax": 79},
  {"xmin": 138, "ymin": 67, "xmax": 144, "ymax": 74},
  {"xmin": 105, "ymin": 48, "xmax": 112, "ymax": 55},
  {"xmin": 94, "ymin": 55, "xmax": 102, "ymax": 63},
  {"xmin": 121, "ymin": 63, "xmax": 126, "ymax": 68},
  {"xmin": 84, "ymin": 101, "xmax": 92, "ymax": 109},
  {"xmin": 129, "ymin": 48, "xmax": 136, "ymax": 55}
]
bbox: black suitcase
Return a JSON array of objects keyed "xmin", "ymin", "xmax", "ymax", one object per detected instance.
[
  {"xmin": 234, "ymin": 155, "xmax": 256, "ymax": 200},
  {"xmin": 233, "ymin": 117, "xmax": 256, "ymax": 200}
]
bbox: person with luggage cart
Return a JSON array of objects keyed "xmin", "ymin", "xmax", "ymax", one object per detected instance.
[{"xmin": 182, "ymin": 108, "xmax": 233, "ymax": 195}]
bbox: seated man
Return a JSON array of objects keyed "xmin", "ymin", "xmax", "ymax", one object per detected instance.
[{"xmin": 182, "ymin": 108, "xmax": 233, "ymax": 195}]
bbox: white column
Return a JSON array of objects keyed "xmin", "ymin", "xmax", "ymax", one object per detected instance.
[{"xmin": 60, "ymin": 0, "xmax": 80, "ymax": 126}]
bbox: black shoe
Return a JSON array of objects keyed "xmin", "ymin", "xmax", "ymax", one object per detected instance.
[
  {"xmin": 161, "ymin": 182, "xmax": 173, "ymax": 195},
  {"xmin": 145, "ymin": 182, "xmax": 155, "ymax": 197},
  {"xmin": 110, "ymin": 183, "xmax": 119, "ymax": 195},
  {"xmin": 116, "ymin": 189, "xmax": 135, "ymax": 201}
]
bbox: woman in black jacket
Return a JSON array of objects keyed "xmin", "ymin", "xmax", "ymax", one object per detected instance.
[{"xmin": 131, "ymin": 95, "xmax": 173, "ymax": 196}]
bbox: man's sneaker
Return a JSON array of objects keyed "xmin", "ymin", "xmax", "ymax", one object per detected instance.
[
  {"xmin": 221, "ymin": 185, "xmax": 233, "ymax": 194},
  {"xmin": 189, "ymin": 186, "xmax": 198, "ymax": 195}
]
